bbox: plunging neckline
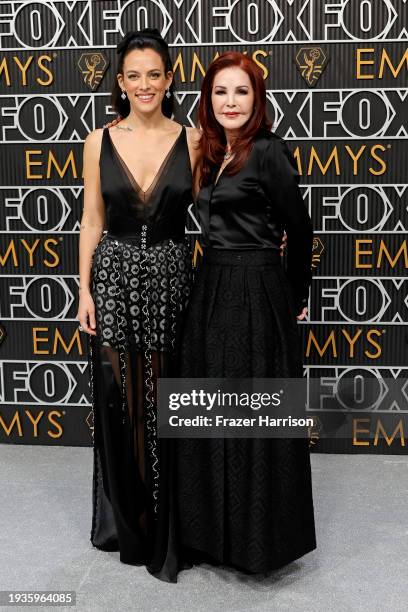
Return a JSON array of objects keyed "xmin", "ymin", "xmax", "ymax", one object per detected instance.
[
  {"xmin": 107, "ymin": 126, "xmax": 184, "ymax": 198},
  {"xmin": 213, "ymin": 140, "xmax": 259, "ymax": 189},
  {"xmin": 214, "ymin": 156, "xmax": 234, "ymax": 187}
]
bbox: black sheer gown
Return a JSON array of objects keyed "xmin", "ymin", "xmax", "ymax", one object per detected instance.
[
  {"xmin": 89, "ymin": 125, "xmax": 193, "ymax": 582},
  {"xmin": 177, "ymin": 130, "xmax": 317, "ymax": 574}
]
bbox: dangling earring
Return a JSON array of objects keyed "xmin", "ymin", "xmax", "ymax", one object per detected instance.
[
  {"xmin": 165, "ymin": 88, "xmax": 172, "ymax": 99},
  {"xmin": 121, "ymin": 90, "xmax": 127, "ymax": 100}
]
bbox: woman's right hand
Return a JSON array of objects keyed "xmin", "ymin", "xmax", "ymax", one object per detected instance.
[
  {"xmin": 296, "ymin": 307, "xmax": 308, "ymax": 321},
  {"xmin": 76, "ymin": 290, "xmax": 97, "ymax": 336}
]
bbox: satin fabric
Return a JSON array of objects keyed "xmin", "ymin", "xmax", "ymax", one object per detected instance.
[{"xmin": 196, "ymin": 130, "xmax": 313, "ymax": 315}]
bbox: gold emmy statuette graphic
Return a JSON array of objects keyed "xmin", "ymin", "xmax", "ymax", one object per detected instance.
[
  {"xmin": 308, "ymin": 415, "xmax": 322, "ymax": 448},
  {"xmin": 312, "ymin": 236, "xmax": 325, "ymax": 269},
  {"xmin": 295, "ymin": 47, "xmax": 329, "ymax": 87},
  {"xmin": 0, "ymin": 323, "xmax": 6, "ymax": 346},
  {"xmin": 77, "ymin": 52, "xmax": 109, "ymax": 91}
]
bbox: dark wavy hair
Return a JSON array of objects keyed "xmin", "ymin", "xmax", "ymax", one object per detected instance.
[
  {"xmin": 111, "ymin": 28, "xmax": 174, "ymax": 118},
  {"xmin": 197, "ymin": 51, "xmax": 272, "ymax": 188}
]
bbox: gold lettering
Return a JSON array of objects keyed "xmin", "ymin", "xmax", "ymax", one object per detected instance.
[
  {"xmin": 307, "ymin": 147, "xmax": 340, "ymax": 176},
  {"xmin": 370, "ymin": 144, "xmax": 387, "ymax": 175},
  {"xmin": 365, "ymin": 329, "xmax": 382, "ymax": 359},
  {"xmin": 192, "ymin": 239, "xmax": 203, "ymax": 268},
  {"xmin": 26, "ymin": 150, "xmax": 43, "ymax": 179},
  {"xmin": 37, "ymin": 55, "xmax": 53, "ymax": 86},
  {"xmin": 353, "ymin": 418, "xmax": 370, "ymax": 446},
  {"xmin": 48, "ymin": 411, "xmax": 63, "ymax": 438},
  {"xmin": 377, "ymin": 240, "xmax": 408, "ymax": 268},
  {"xmin": 356, "ymin": 48, "xmax": 375, "ymax": 79},
  {"xmin": 252, "ymin": 50, "xmax": 269, "ymax": 79},
  {"xmin": 379, "ymin": 48, "xmax": 408, "ymax": 79},
  {"xmin": 345, "ymin": 145, "xmax": 365, "ymax": 175},
  {"xmin": 374, "ymin": 419, "xmax": 405, "ymax": 446},
  {"xmin": 13, "ymin": 56, "xmax": 33, "ymax": 86},
  {"xmin": 292, "ymin": 147, "xmax": 302, "ymax": 175},
  {"xmin": 306, "ymin": 330, "xmax": 337, "ymax": 357},
  {"xmin": 190, "ymin": 53, "xmax": 206, "ymax": 81},
  {"xmin": 355, "ymin": 239, "xmax": 373, "ymax": 269},
  {"xmin": 172, "ymin": 52, "xmax": 186, "ymax": 83},
  {"xmin": 0, "ymin": 412, "xmax": 23, "ymax": 436},
  {"xmin": 44, "ymin": 238, "xmax": 59, "ymax": 267},
  {"xmin": 0, "ymin": 241, "xmax": 18, "ymax": 267},
  {"xmin": 25, "ymin": 410, "xmax": 44, "ymax": 437},
  {"xmin": 33, "ymin": 327, "xmax": 49, "ymax": 355},
  {"xmin": 341, "ymin": 329, "xmax": 362, "ymax": 358},
  {"xmin": 21, "ymin": 238, "xmax": 40, "ymax": 266},
  {"xmin": 53, "ymin": 328, "xmax": 82, "ymax": 355},
  {"xmin": 0, "ymin": 57, "xmax": 11, "ymax": 86},
  {"xmin": 47, "ymin": 150, "xmax": 77, "ymax": 179}
]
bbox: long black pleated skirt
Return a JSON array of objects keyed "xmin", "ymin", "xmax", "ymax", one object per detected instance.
[{"xmin": 177, "ymin": 248, "xmax": 316, "ymax": 574}]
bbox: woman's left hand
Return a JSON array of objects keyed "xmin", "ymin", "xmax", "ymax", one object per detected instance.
[
  {"xmin": 280, "ymin": 231, "xmax": 287, "ymax": 256},
  {"xmin": 296, "ymin": 307, "xmax": 308, "ymax": 321}
]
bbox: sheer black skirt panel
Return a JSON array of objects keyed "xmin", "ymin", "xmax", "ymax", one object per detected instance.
[{"xmin": 89, "ymin": 235, "xmax": 192, "ymax": 582}]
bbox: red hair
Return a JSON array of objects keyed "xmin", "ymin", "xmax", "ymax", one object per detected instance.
[{"xmin": 196, "ymin": 51, "xmax": 272, "ymax": 188}]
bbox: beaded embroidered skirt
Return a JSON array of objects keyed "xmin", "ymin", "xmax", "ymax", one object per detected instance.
[{"xmin": 88, "ymin": 232, "xmax": 192, "ymax": 582}]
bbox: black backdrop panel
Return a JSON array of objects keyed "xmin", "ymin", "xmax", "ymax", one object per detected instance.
[{"xmin": 0, "ymin": 1, "xmax": 407, "ymax": 452}]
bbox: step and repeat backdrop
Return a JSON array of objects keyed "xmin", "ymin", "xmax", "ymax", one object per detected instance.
[{"xmin": 0, "ymin": 0, "xmax": 407, "ymax": 452}]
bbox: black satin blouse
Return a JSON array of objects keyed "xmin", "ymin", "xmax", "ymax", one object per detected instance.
[{"xmin": 196, "ymin": 130, "xmax": 313, "ymax": 313}]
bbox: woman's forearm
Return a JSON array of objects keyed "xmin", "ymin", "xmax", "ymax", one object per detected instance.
[{"xmin": 78, "ymin": 221, "xmax": 104, "ymax": 293}]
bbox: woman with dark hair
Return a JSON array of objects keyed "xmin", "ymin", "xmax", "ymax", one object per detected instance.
[
  {"xmin": 177, "ymin": 51, "xmax": 317, "ymax": 575},
  {"xmin": 76, "ymin": 28, "xmax": 200, "ymax": 582}
]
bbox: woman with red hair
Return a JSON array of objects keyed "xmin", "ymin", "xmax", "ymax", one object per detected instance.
[{"xmin": 177, "ymin": 52, "xmax": 316, "ymax": 575}]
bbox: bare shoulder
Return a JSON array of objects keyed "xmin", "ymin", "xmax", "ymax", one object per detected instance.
[
  {"xmin": 84, "ymin": 128, "xmax": 104, "ymax": 146},
  {"xmin": 83, "ymin": 128, "xmax": 104, "ymax": 160}
]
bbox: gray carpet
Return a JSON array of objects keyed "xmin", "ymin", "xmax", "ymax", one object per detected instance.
[{"xmin": 0, "ymin": 445, "xmax": 407, "ymax": 612}]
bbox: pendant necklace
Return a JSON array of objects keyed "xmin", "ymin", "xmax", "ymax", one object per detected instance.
[{"xmin": 224, "ymin": 143, "xmax": 232, "ymax": 160}]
